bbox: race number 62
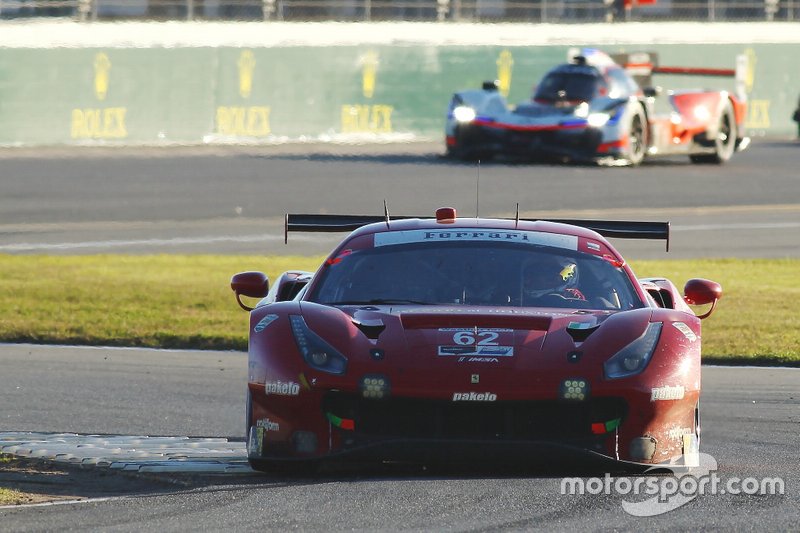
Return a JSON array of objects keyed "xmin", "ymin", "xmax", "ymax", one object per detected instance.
[{"xmin": 452, "ymin": 330, "xmax": 499, "ymax": 346}]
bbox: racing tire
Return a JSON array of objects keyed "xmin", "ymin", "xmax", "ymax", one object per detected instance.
[
  {"xmin": 249, "ymin": 458, "xmax": 321, "ymax": 477},
  {"xmin": 690, "ymin": 100, "xmax": 737, "ymax": 164},
  {"xmin": 622, "ymin": 105, "xmax": 647, "ymax": 166},
  {"xmin": 695, "ymin": 402, "xmax": 701, "ymax": 448},
  {"xmin": 446, "ymin": 124, "xmax": 471, "ymax": 160},
  {"xmin": 246, "ymin": 386, "xmax": 253, "ymax": 438},
  {"xmin": 446, "ymin": 124, "xmax": 491, "ymax": 162},
  {"xmin": 246, "ymin": 389, "xmax": 321, "ymax": 476}
]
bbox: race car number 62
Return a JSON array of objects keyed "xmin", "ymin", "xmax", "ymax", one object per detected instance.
[{"xmin": 453, "ymin": 330, "xmax": 499, "ymax": 346}]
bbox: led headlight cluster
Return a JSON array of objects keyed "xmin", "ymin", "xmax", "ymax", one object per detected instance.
[
  {"xmin": 604, "ymin": 322, "xmax": 662, "ymax": 379},
  {"xmin": 561, "ymin": 378, "xmax": 589, "ymax": 401},
  {"xmin": 360, "ymin": 374, "xmax": 390, "ymax": 399},
  {"xmin": 289, "ymin": 315, "xmax": 348, "ymax": 375},
  {"xmin": 573, "ymin": 102, "xmax": 613, "ymax": 128}
]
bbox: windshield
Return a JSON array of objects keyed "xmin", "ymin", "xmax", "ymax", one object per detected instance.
[
  {"xmin": 307, "ymin": 240, "xmax": 643, "ymax": 310},
  {"xmin": 534, "ymin": 71, "xmax": 601, "ymax": 103}
]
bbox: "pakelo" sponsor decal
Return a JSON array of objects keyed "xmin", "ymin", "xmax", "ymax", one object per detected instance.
[
  {"xmin": 650, "ymin": 385, "xmax": 685, "ymax": 401},
  {"xmin": 265, "ymin": 380, "xmax": 300, "ymax": 396},
  {"xmin": 452, "ymin": 391, "xmax": 497, "ymax": 401}
]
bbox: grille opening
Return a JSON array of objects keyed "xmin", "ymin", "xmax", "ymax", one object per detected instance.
[{"xmin": 322, "ymin": 393, "xmax": 626, "ymax": 442}]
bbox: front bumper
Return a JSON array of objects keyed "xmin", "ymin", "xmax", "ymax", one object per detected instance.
[
  {"xmin": 248, "ymin": 384, "xmax": 698, "ymax": 467},
  {"xmin": 452, "ymin": 122, "xmax": 605, "ymax": 161}
]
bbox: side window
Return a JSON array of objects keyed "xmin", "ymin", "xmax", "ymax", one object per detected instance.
[
  {"xmin": 595, "ymin": 73, "xmax": 609, "ymax": 98},
  {"xmin": 607, "ymin": 69, "xmax": 635, "ymax": 99},
  {"xmin": 485, "ymin": 97, "xmax": 507, "ymax": 116}
]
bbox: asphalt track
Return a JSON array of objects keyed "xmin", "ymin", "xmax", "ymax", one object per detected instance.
[
  {"xmin": 0, "ymin": 140, "xmax": 799, "ymax": 530},
  {"xmin": 0, "ymin": 345, "xmax": 798, "ymax": 531},
  {"xmin": 0, "ymin": 138, "xmax": 798, "ymax": 259}
]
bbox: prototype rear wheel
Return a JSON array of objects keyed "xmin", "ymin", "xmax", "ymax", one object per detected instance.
[
  {"xmin": 690, "ymin": 100, "xmax": 736, "ymax": 164},
  {"xmin": 622, "ymin": 105, "xmax": 647, "ymax": 166}
]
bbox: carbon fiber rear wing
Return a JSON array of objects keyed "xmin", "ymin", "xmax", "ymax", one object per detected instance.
[
  {"xmin": 523, "ymin": 218, "xmax": 670, "ymax": 251},
  {"xmin": 284, "ymin": 214, "xmax": 416, "ymax": 241},
  {"xmin": 285, "ymin": 213, "xmax": 670, "ymax": 251},
  {"xmin": 610, "ymin": 50, "xmax": 748, "ymax": 103}
]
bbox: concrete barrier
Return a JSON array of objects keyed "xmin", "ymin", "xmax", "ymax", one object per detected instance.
[{"xmin": 1, "ymin": 22, "xmax": 797, "ymax": 145}]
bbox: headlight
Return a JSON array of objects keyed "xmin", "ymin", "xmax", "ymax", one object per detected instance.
[
  {"xmin": 604, "ymin": 322, "xmax": 662, "ymax": 379},
  {"xmin": 453, "ymin": 105, "xmax": 477, "ymax": 123},
  {"xmin": 573, "ymin": 102, "xmax": 590, "ymax": 118},
  {"xmin": 587, "ymin": 112, "xmax": 611, "ymax": 128},
  {"xmin": 289, "ymin": 315, "xmax": 348, "ymax": 375}
]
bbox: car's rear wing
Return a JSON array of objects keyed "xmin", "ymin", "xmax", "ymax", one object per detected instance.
[
  {"xmin": 285, "ymin": 213, "xmax": 671, "ymax": 251},
  {"xmin": 610, "ymin": 50, "xmax": 748, "ymax": 103}
]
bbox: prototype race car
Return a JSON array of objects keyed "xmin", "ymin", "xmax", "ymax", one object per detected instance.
[
  {"xmin": 232, "ymin": 207, "xmax": 722, "ymax": 472},
  {"xmin": 445, "ymin": 48, "xmax": 749, "ymax": 165}
]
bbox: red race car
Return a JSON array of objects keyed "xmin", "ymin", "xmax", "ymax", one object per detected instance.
[{"xmin": 232, "ymin": 207, "xmax": 722, "ymax": 472}]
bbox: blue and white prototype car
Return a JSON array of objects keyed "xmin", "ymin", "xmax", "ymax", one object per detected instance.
[{"xmin": 445, "ymin": 48, "xmax": 749, "ymax": 166}]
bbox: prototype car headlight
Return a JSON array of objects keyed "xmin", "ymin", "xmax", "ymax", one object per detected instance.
[
  {"xmin": 573, "ymin": 102, "xmax": 590, "ymax": 118},
  {"xmin": 289, "ymin": 315, "xmax": 348, "ymax": 375},
  {"xmin": 604, "ymin": 322, "xmax": 662, "ymax": 379},
  {"xmin": 453, "ymin": 105, "xmax": 477, "ymax": 123},
  {"xmin": 587, "ymin": 112, "xmax": 611, "ymax": 128}
]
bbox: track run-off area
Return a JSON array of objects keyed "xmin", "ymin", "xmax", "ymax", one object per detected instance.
[{"xmin": 1, "ymin": 139, "xmax": 798, "ymax": 529}]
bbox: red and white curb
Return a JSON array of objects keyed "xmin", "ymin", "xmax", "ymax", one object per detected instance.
[{"xmin": 0, "ymin": 432, "xmax": 252, "ymax": 474}]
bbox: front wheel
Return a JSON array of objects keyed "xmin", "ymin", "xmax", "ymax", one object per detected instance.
[
  {"xmin": 249, "ymin": 457, "xmax": 321, "ymax": 477},
  {"xmin": 694, "ymin": 402, "xmax": 701, "ymax": 448},
  {"xmin": 446, "ymin": 124, "xmax": 491, "ymax": 162},
  {"xmin": 690, "ymin": 100, "xmax": 737, "ymax": 164}
]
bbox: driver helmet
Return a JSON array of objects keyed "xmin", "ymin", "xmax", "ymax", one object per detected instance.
[{"xmin": 523, "ymin": 255, "xmax": 579, "ymax": 298}]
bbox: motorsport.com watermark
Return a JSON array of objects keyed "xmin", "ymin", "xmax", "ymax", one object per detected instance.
[{"xmin": 560, "ymin": 453, "xmax": 785, "ymax": 517}]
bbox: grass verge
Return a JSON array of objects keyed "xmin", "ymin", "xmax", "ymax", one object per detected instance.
[
  {"xmin": 0, "ymin": 455, "xmax": 35, "ymax": 506},
  {"xmin": 0, "ymin": 487, "xmax": 26, "ymax": 506},
  {"xmin": 0, "ymin": 255, "xmax": 797, "ymax": 365}
]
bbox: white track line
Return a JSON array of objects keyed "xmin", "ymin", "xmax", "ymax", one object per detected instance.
[{"xmin": 0, "ymin": 233, "xmax": 334, "ymax": 252}]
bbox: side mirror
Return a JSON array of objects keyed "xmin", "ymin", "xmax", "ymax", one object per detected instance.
[
  {"xmin": 643, "ymin": 86, "xmax": 662, "ymax": 98},
  {"xmin": 683, "ymin": 278, "xmax": 722, "ymax": 319},
  {"xmin": 231, "ymin": 271, "xmax": 269, "ymax": 311}
]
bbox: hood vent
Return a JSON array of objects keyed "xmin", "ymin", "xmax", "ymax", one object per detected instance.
[
  {"xmin": 566, "ymin": 322, "xmax": 600, "ymax": 343},
  {"xmin": 352, "ymin": 318, "xmax": 386, "ymax": 340}
]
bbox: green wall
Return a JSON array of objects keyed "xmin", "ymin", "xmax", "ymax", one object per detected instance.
[{"xmin": 0, "ymin": 43, "xmax": 794, "ymax": 145}]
